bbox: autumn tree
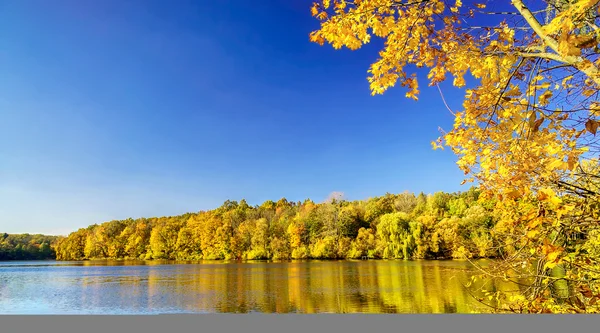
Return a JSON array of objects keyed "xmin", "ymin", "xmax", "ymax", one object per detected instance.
[
  {"xmin": 309, "ymin": 0, "xmax": 600, "ymax": 312},
  {"xmin": 376, "ymin": 212, "xmax": 411, "ymax": 258},
  {"xmin": 338, "ymin": 204, "xmax": 364, "ymax": 238},
  {"xmin": 149, "ymin": 218, "xmax": 182, "ymax": 259},
  {"xmin": 175, "ymin": 226, "xmax": 203, "ymax": 260},
  {"xmin": 349, "ymin": 227, "xmax": 378, "ymax": 258},
  {"xmin": 394, "ymin": 191, "xmax": 418, "ymax": 213},
  {"xmin": 248, "ymin": 218, "xmax": 270, "ymax": 259},
  {"xmin": 84, "ymin": 225, "xmax": 107, "ymax": 259},
  {"xmin": 123, "ymin": 220, "xmax": 151, "ymax": 259}
]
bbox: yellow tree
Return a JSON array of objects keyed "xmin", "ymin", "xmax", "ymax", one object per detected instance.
[{"xmin": 309, "ymin": 0, "xmax": 600, "ymax": 312}]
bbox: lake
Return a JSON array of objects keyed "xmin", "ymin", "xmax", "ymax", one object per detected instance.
[{"xmin": 0, "ymin": 259, "xmax": 501, "ymax": 314}]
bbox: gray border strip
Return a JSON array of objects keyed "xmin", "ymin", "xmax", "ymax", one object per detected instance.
[{"xmin": 0, "ymin": 314, "xmax": 598, "ymax": 333}]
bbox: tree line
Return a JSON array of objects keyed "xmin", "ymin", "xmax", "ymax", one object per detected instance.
[
  {"xmin": 53, "ymin": 188, "xmax": 508, "ymax": 261},
  {"xmin": 0, "ymin": 233, "xmax": 59, "ymax": 260}
]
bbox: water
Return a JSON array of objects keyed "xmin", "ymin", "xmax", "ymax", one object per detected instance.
[{"xmin": 0, "ymin": 259, "xmax": 498, "ymax": 314}]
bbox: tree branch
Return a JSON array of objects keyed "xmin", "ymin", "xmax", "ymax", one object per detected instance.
[
  {"xmin": 511, "ymin": 0, "xmax": 559, "ymax": 52},
  {"xmin": 512, "ymin": 0, "xmax": 600, "ymax": 86}
]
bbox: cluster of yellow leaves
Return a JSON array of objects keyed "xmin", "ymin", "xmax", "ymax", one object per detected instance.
[
  {"xmin": 310, "ymin": 1, "xmax": 592, "ymax": 200},
  {"xmin": 544, "ymin": 0, "xmax": 600, "ymax": 56},
  {"xmin": 309, "ymin": 0, "xmax": 599, "ymax": 219},
  {"xmin": 309, "ymin": 0, "xmax": 600, "ymax": 313},
  {"xmin": 310, "ymin": 0, "xmax": 451, "ymax": 96},
  {"xmin": 309, "ymin": 0, "xmax": 598, "ymax": 193}
]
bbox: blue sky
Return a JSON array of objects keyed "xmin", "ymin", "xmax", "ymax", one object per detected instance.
[{"xmin": 0, "ymin": 0, "xmax": 468, "ymax": 235}]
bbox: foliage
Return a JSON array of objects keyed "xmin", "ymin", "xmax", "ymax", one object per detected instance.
[
  {"xmin": 0, "ymin": 233, "xmax": 60, "ymax": 260},
  {"xmin": 308, "ymin": 0, "xmax": 600, "ymax": 313},
  {"xmin": 55, "ymin": 188, "xmax": 507, "ymax": 264}
]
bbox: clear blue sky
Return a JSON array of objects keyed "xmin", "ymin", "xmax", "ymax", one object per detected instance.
[{"xmin": 0, "ymin": 0, "xmax": 468, "ymax": 235}]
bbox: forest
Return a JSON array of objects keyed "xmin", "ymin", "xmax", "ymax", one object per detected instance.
[
  {"xmin": 52, "ymin": 188, "xmax": 504, "ymax": 261},
  {"xmin": 0, "ymin": 233, "xmax": 59, "ymax": 260}
]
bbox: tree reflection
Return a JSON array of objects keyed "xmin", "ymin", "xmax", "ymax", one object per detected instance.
[
  {"xmin": 49, "ymin": 260, "xmax": 525, "ymax": 313},
  {"xmin": 34, "ymin": 260, "xmax": 536, "ymax": 313}
]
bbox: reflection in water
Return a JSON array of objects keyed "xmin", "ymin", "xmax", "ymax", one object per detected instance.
[{"xmin": 0, "ymin": 259, "xmax": 519, "ymax": 314}]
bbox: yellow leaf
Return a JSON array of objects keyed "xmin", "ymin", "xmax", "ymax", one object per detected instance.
[
  {"xmin": 546, "ymin": 145, "xmax": 561, "ymax": 155},
  {"xmin": 546, "ymin": 159, "xmax": 564, "ymax": 171},
  {"xmin": 334, "ymin": 1, "xmax": 346, "ymax": 10},
  {"xmin": 583, "ymin": 88, "xmax": 596, "ymax": 97},
  {"xmin": 539, "ymin": 82, "xmax": 551, "ymax": 89},
  {"xmin": 538, "ymin": 188, "xmax": 552, "ymax": 198},
  {"xmin": 548, "ymin": 251, "xmax": 560, "ymax": 262},
  {"xmin": 539, "ymin": 90, "xmax": 553, "ymax": 106},
  {"xmin": 549, "ymin": 196, "xmax": 562, "ymax": 206},
  {"xmin": 561, "ymin": 75, "xmax": 574, "ymax": 88},
  {"xmin": 559, "ymin": 36, "xmax": 582, "ymax": 56},
  {"xmin": 311, "ymin": 3, "xmax": 319, "ymax": 17},
  {"xmin": 505, "ymin": 190, "xmax": 521, "ymax": 199},
  {"xmin": 590, "ymin": 103, "xmax": 600, "ymax": 117}
]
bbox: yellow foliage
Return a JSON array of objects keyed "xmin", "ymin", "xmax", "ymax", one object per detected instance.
[{"xmin": 309, "ymin": 0, "xmax": 600, "ymax": 313}]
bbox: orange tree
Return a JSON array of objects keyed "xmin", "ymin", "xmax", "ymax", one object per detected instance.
[{"xmin": 309, "ymin": 0, "xmax": 600, "ymax": 312}]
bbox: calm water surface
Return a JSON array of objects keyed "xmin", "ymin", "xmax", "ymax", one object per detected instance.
[{"xmin": 0, "ymin": 260, "xmax": 500, "ymax": 314}]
